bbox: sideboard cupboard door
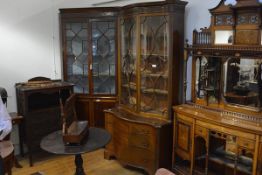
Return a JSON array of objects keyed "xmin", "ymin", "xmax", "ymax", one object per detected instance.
[{"xmin": 175, "ymin": 119, "xmax": 192, "ymax": 162}]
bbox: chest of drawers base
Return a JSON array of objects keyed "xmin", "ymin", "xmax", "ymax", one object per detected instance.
[{"xmin": 104, "ymin": 108, "xmax": 172, "ymax": 175}]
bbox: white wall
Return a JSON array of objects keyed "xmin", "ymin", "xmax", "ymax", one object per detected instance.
[
  {"xmin": 0, "ymin": 0, "xmax": 229, "ymax": 112},
  {"xmin": 0, "ymin": 0, "xmax": 229, "ymax": 153}
]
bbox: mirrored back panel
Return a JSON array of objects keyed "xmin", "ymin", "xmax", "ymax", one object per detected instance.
[
  {"xmin": 194, "ymin": 56, "xmax": 221, "ymax": 106},
  {"xmin": 223, "ymin": 58, "xmax": 262, "ymax": 111}
]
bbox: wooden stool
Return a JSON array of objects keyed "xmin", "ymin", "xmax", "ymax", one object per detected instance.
[{"xmin": 0, "ymin": 141, "xmax": 14, "ymax": 175}]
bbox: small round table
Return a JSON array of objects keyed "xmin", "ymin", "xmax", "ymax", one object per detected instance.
[{"xmin": 40, "ymin": 127, "xmax": 111, "ymax": 175}]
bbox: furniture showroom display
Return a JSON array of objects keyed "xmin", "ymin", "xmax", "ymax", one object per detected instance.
[
  {"xmin": 173, "ymin": 0, "xmax": 262, "ymax": 175},
  {"xmin": 15, "ymin": 77, "xmax": 74, "ymax": 166},
  {"xmin": 60, "ymin": 8, "xmax": 119, "ymax": 128},
  {"xmin": 104, "ymin": 0, "xmax": 187, "ymax": 175}
]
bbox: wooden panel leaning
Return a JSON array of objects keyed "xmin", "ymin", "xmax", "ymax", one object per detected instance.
[{"xmin": 60, "ymin": 94, "xmax": 89, "ymax": 145}]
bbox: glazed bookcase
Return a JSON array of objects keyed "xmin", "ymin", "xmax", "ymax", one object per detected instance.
[
  {"xmin": 104, "ymin": 0, "xmax": 187, "ymax": 175},
  {"xmin": 60, "ymin": 8, "xmax": 119, "ymax": 128}
]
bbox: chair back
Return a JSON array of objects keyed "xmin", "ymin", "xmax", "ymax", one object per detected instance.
[{"xmin": 60, "ymin": 94, "xmax": 78, "ymax": 135}]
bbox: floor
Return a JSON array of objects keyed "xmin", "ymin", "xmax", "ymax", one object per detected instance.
[{"xmin": 12, "ymin": 149, "xmax": 145, "ymax": 175}]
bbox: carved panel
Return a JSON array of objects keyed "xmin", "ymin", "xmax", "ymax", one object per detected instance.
[
  {"xmin": 177, "ymin": 121, "xmax": 191, "ymax": 152},
  {"xmin": 237, "ymin": 14, "xmax": 259, "ymax": 25},
  {"xmin": 235, "ymin": 30, "xmax": 259, "ymax": 45},
  {"xmin": 215, "ymin": 15, "xmax": 233, "ymax": 26}
]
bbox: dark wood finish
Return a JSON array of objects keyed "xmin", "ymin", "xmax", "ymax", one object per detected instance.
[
  {"xmin": 104, "ymin": 1, "xmax": 187, "ymax": 174},
  {"xmin": 60, "ymin": 94, "xmax": 88, "ymax": 144},
  {"xmin": 60, "ymin": 8, "xmax": 119, "ymax": 128},
  {"xmin": 0, "ymin": 141, "xmax": 14, "ymax": 175},
  {"xmin": 173, "ymin": 0, "xmax": 262, "ymax": 175},
  {"xmin": 75, "ymin": 95, "xmax": 117, "ymax": 127},
  {"xmin": 15, "ymin": 78, "xmax": 73, "ymax": 166},
  {"xmin": 105, "ymin": 108, "xmax": 172, "ymax": 175},
  {"xmin": 40, "ymin": 127, "xmax": 111, "ymax": 175}
]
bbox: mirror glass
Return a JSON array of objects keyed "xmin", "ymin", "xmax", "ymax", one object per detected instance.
[
  {"xmin": 195, "ymin": 56, "xmax": 221, "ymax": 104},
  {"xmin": 224, "ymin": 58, "xmax": 262, "ymax": 110},
  {"xmin": 215, "ymin": 30, "xmax": 233, "ymax": 45},
  {"xmin": 195, "ymin": 56, "xmax": 208, "ymax": 99}
]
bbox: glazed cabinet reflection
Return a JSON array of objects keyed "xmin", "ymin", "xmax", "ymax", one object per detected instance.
[
  {"xmin": 120, "ymin": 15, "xmax": 170, "ymax": 116},
  {"xmin": 60, "ymin": 8, "xmax": 118, "ymax": 127}
]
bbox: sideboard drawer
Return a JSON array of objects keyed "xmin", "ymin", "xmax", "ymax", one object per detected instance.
[{"xmin": 195, "ymin": 125, "xmax": 208, "ymax": 138}]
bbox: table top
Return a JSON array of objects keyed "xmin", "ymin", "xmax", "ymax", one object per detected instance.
[{"xmin": 40, "ymin": 127, "xmax": 111, "ymax": 155}]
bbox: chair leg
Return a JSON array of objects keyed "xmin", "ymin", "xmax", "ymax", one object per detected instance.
[
  {"xmin": 0, "ymin": 157, "xmax": 4, "ymax": 175},
  {"xmin": 14, "ymin": 157, "xmax": 22, "ymax": 168}
]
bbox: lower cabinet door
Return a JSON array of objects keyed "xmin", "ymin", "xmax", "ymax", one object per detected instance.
[
  {"xmin": 175, "ymin": 119, "xmax": 192, "ymax": 161},
  {"xmin": 94, "ymin": 100, "xmax": 116, "ymax": 128}
]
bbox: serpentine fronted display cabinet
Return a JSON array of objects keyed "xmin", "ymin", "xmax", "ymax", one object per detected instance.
[
  {"xmin": 104, "ymin": 0, "xmax": 187, "ymax": 175},
  {"xmin": 173, "ymin": 0, "xmax": 262, "ymax": 175}
]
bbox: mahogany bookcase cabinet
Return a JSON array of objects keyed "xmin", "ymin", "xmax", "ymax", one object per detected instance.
[
  {"xmin": 104, "ymin": 0, "xmax": 187, "ymax": 175},
  {"xmin": 60, "ymin": 8, "xmax": 119, "ymax": 128}
]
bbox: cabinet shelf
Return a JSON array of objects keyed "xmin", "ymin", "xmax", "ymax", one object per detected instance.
[
  {"xmin": 209, "ymin": 154, "xmax": 252, "ymax": 175},
  {"xmin": 141, "ymin": 72, "xmax": 168, "ymax": 78},
  {"xmin": 122, "ymin": 83, "xmax": 137, "ymax": 90},
  {"xmin": 206, "ymin": 67, "xmax": 216, "ymax": 72},
  {"xmin": 141, "ymin": 53, "xmax": 168, "ymax": 57},
  {"xmin": 142, "ymin": 88, "xmax": 168, "ymax": 95},
  {"xmin": 92, "ymin": 74, "xmax": 116, "ymax": 77}
]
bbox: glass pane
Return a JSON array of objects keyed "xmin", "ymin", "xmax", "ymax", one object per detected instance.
[
  {"xmin": 195, "ymin": 57, "xmax": 221, "ymax": 105},
  {"xmin": 208, "ymin": 132, "xmax": 236, "ymax": 175},
  {"xmin": 194, "ymin": 136, "xmax": 207, "ymax": 174},
  {"xmin": 236, "ymin": 147, "xmax": 253, "ymax": 175},
  {"xmin": 120, "ymin": 17, "xmax": 137, "ymax": 109},
  {"xmin": 92, "ymin": 21, "xmax": 116, "ymax": 94},
  {"xmin": 223, "ymin": 58, "xmax": 262, "ymax": 111},
  {"xmin": 215, "ymin": 30, "xmax": 233, "ymax": 45},
  {"xmin": 65, "ymin": 22, "xmax": 88, "ymax": 93},
  {"xmin": 140, "ymin": 15, "xmax": 169, "ymax": 116}
]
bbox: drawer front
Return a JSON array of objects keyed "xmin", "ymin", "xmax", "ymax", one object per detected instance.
[
  {"xmin": 105, "ymin": 113, "xmax": 114, "ymax": 124},
  {"xmin": 129, "ymin": 124, "xmax": 156, "ymax": 152},
  {"xmin": 237, "ymin": 138, "xmax": 255, "ymax": 150},
  {"xmin": 195, "ymin": 125, "xmax": 208, "ymax": 138},
  {"xmin": 176, "ymin": 113, "xmax": 194, "ymax": 123},
  {"xmin": 113, "ymin": 119, "xmax": 129, "ymax": 145},
  {"xmin": 127, "ymin": 147, "xmax": 155, "ymax": 170}
]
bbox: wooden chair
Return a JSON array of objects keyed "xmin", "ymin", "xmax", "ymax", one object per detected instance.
[
  {"xmin": 0, "ymin": 141, "xmax": 14, "ymax": 175},
  {"xmin": 60, "ymin": 94, "xmax": 88, "ymax": 144}
]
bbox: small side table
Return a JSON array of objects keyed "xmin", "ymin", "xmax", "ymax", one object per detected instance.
[{"xmin": 40, "ymin": 127, "xmax": 111, "ymax": 175}]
